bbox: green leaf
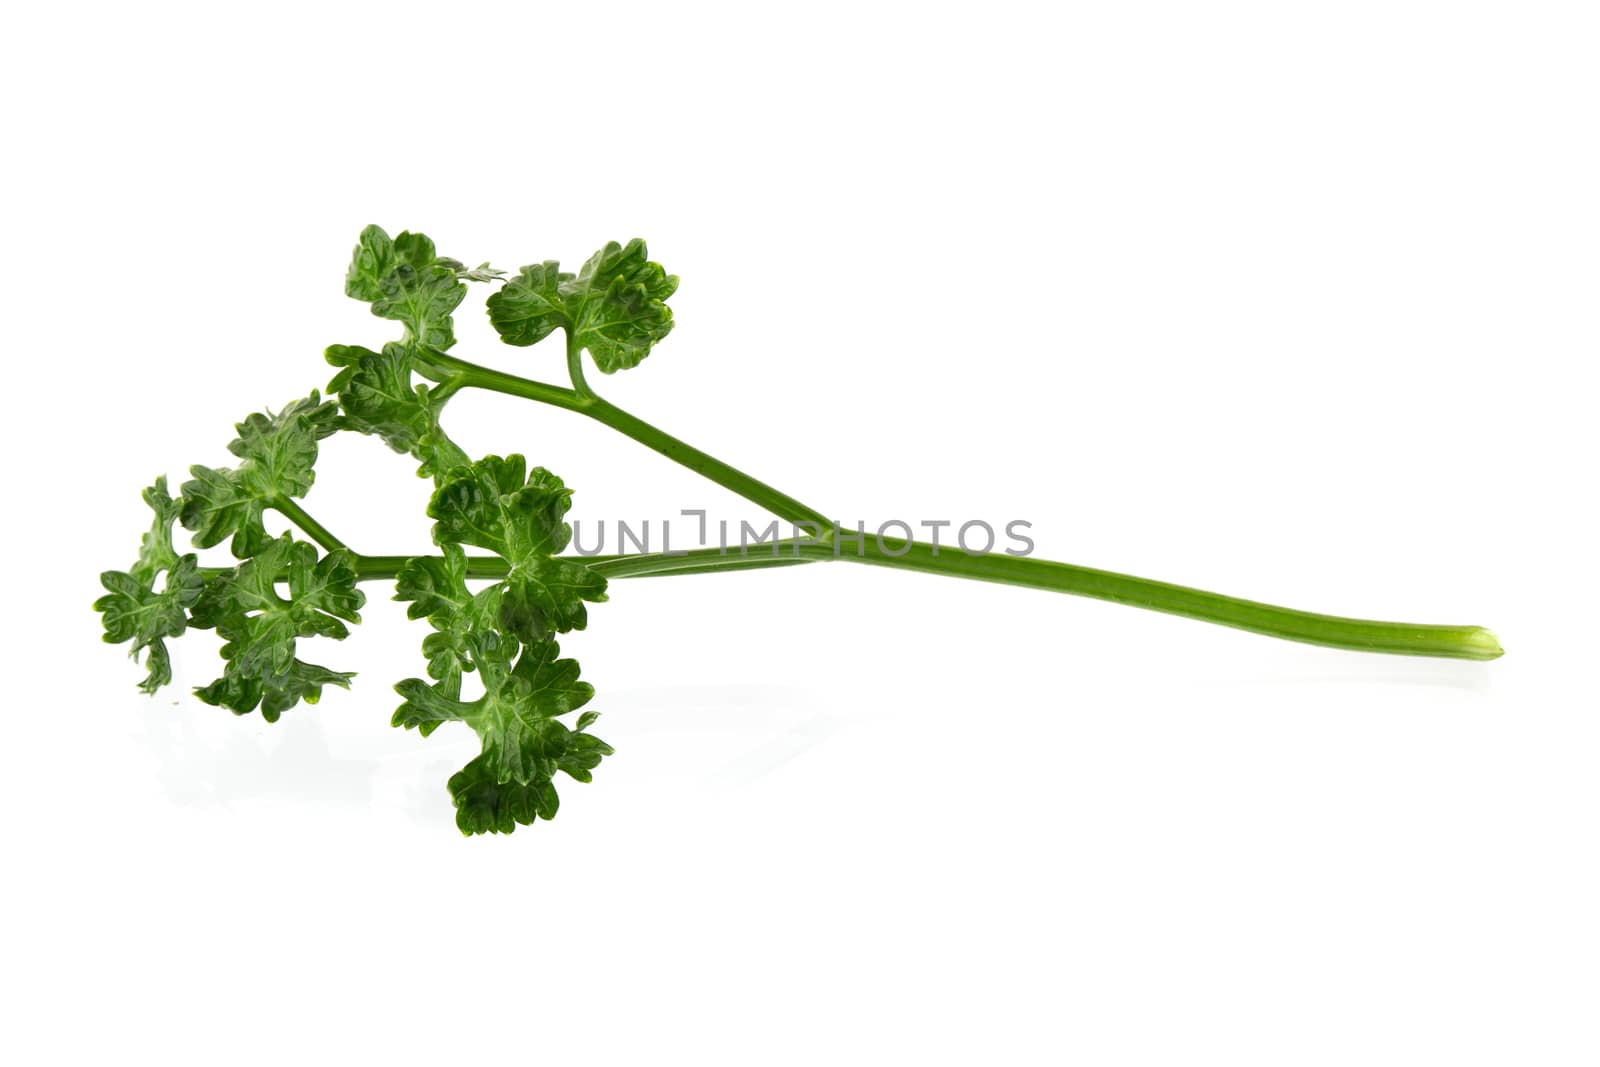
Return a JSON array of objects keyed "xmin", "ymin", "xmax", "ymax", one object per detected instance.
[
  {"xmin": 396, "ymin": 636, "xmax": 612, "ymax": 836},
  {"xmin": 554, "ymin": 730, "xmax": 614, "ymax": 784},
  {"xmin": 394, "ymin": 543, "xmax": 474, "ymax": 625},
  {"xmin": 345, "ymin": 224, "xmax": 398, "ymax": 303},
  {"xmin": 95, "ymin": 557, "xmax": 204, "ymax": 694},
  {"xmin": 262, "ymin": 661, "xmax": 355, "ymax": 719},
  {"xmin": 344, "ymin": 224, "xmax": 468, "ymax": 351},
  {"xmin": 427, "ymin": 457, "xmax": 607, "ymax": 639},
  {"xmin": 325, "ymin": 342, "xmax": 424, "ymax": 449},
  {"xmin": 96, "ymin": 567, "xmax": 192, "ymax": 648},
  {"xmin": 393, "ymin": 638, "xmax": 606, "ymax": 788},
  {"xmin": 486, "ymin": 261, "xmax": 573, "ymax": 347},
  {"xmin": 391, "ymin": 634, "xmax": 583, "ymax": 757},
  {"xmin": 393, "ymin": 546, "xmax": 511, "ymax": 698},
  {"xmin": 568, "ymin": 239, "xmax": 679, "ymax": 373},
  {"xmin": 179, "ymin": 392, "xmax": 339, "ymax": 558},
  {"xmin": 437, "ymin": 258, "xmax": 506, "ymax": 284},
  {"xmin": 178, "ymin": 464, "xmax": 271, "ymax": 558},
  {"xmin": 193, "ymin": 535, "xmax": 363, "ymax": 642},
  {"xmin": 95, "ymin": 478, "xmax": 206, "ymax": 693},
  {"xmin": 229, "ymin": 393, "xmax": 340, "ymax": 498},
  {"xmin": 189, "ymin": 534, "xmax": 364, "ymax": 720},
  {"xmin": 477, "ymin": 640, "xmax": 596, "ymax": 785},
  {"xmin": 132, "ymin": 476, "xmax": 183, "ymax": 585},
  {"xmin": 486, "ymin": 238, "xmax": 677, "ymax": 373},
  {"xmin": 287, "ymin": 540, "xmax": 366, "ymax": 623},
  {"xmin": 500, "ymin": 557, "xmax": 608, "ymax": 640},
  {"xmin": 428, "ymin": 453, "xmax": 537, "ymax": 558},
  {"xmin": 448, "ymin": 753, "xmax": 561, "ymax": 835},
  {"xmin": 196, "ymin": 659, "xmax": 355, "ymax": 722},
  {"xmin": 429, "ymin": 458, "xmax": 575, "ymax": 562},
  {"xmin": 392, "ymin": 677, "xmax": 469, "ymax": 736},
  {"xmin": 325, "ymin": 342, "xmax": 469, "ymax": 479}
]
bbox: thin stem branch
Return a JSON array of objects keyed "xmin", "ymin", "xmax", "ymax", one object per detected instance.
[
  {"xmin": 582, "ymin": 396, "xmax": 832, "ymax": 530},
  {"xmin": 348, "ymin": 549, "xmax": 814, "ymax": 582},
  {"xmin": 270, "ymin": 497, "xmax": 347, "ymax": 552},
  {"xmin": 352, "ymin": 554, "xmax": 506, "ymax": 580},
  {"xmin": 421, "ymin": 349, "xmax": 590, "ymax": 413},
  {"xmin": 423, "ymin": 348, "xmax": 832, "ymax": 530},
  {"xmin": 565, "ymin": 329, "xmax": 594, "ymax": 398}
]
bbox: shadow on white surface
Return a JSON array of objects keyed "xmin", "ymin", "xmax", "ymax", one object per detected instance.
[
  {"xmin": 1205, "ymin": 649, "xmax": 1497, "ymax": 694},
  {"xmin": 136, "ymin": 706, "xmax": 382, "ymax": 811},
  {"xmin": 604, "ymin": 683, "xmax": 843, "ymax": 783},
  {"xmin": 128, "ymin": 683, "xmax": 840, "ymax": 825}
]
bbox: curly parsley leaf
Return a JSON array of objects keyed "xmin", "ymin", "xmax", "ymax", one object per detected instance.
[
  {"xmin": 131, "ymin": 477, "xmax": 183, "ymax": 584},
  {"xmin": 102, "ymin": 228, "xmax": 667, "ymax": 833},
  {"xmin": 487, "ymin": 238, "xmax": 678, "ymax": 373},
  {"xmin": 392, "ymin": 544, "xmax": 510, "ymax": 700},
  {"xmin": 95, "ymin": 562, "xmax": 202, "ymax": 689},
  {"xmin": 394, "ymin": 639, "xmax": 611, "ymax": 834},
  {"xmin": 429, "ymin": 454, "xmax": 559, "ymax": 558},
  {"xmin": 449, "ymin": 723, "xmax": 619, "ymax": 835},
  {"xmin": 485, "ymin": 261, "xmax": 573, "ymax": 347},
  {"xmin": 427, "ymin": 456, "xmax": 608, "ymax": 641},
  {"xmin": 196, "ymin": 659, "xmax": 356, "ymax": 722},
  {"xmin": 178, "ymin": 466, "xmax": 270, "ymax": 559},
  {"xmin": 325, "ymin": 342, "xmax": 469, "ymax": 480},
  {"xmin": 446, "ymin": 754, "xmax": 562, "ymax": 834},
  {"xmin": 230, "ymin": 393, "xmax": 340, "ymax": 494},
  {"xmin": 345, "ymin": 225, "xmax": 469, "ymax": 351},
  {"xmin": 394, "ymin": 542, "xmax": 475, "ymax": 625},
  {"xmin": 395, "ymin": 472, "xmax": 611, "ymax": 834},
  {"xmin": 188, "ymin": 534, "xmax": 364, "ymax": 720},
  {"xmin": 95, "ymin": 478, "xmax": 206, "ymax": 693},
  {"xmin": 437, "ymin": 258, "xmax": 506, "ymax": 284},
  {"xmin": 568, "ymin": 239, "xmax": 679, "ymax": 372},
  {"xmin": 179, "ymin": 392, "xmax": 339, "ymax": 558},
  {"xmin": 393, "ymin": 639, "xmax": 591, "ymax": 752}
]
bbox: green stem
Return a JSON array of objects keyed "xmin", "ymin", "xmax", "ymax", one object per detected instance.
[
  {"xmin": 582, "ymin": 395, "xmax": 831, "ymax": 529},
  {"xmin": 581, "ymin": 539, "xmax": 1500, "ymax": 658},
  {"xmin": 349, "ymin": 546, "xmax": 819, "ymax": 582},
  {"xmin": 565, "ymin": 329, "xmax": 594, "ymax": 399},
  {"xmin": 594, "ymin": 556, "xmax": 814, "ymax": 578},
  {"xmin": 351, "ymin": 541, "xmax": 1499, "ymax": 660},
  {"xmin": 834, "ymin": 536, "xmax": 1503, "ymax": 660},
  {"xmin": 422, "ymin": 350, "xmax": 588, "ymax": 413},
  {"xmin": 270, "ymin": 497, "xmax": 346, "ymax": 552},
  {"xmin": 422, "ymin": 349, "xmax": 831, "ymax": 530},
  {"xmin": 352, "ymin": 554, "xmax": 505, "ymax": 580},
  {"xmin": 347, "ymin": 551, "xmax": 811, "ymax": 581},
  {"xmin": 407, "ymin": 349, "xmax": 1499, "ymax": 661},
  {"xmin": 604, "ymin": 543, "xmax": 1504, "ymax": 659}
]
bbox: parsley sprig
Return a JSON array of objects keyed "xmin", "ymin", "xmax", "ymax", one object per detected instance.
[{"xmin": 97, "ymin": 224, "xmax": 1503, "ymax": 834}]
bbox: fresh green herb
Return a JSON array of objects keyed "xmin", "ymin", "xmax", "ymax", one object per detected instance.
[{"xmin": 97, "ymin": 224, "xmax": 1504, "ymax": 834}]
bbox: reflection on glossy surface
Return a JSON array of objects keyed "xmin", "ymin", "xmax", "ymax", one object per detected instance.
[
  {"xmin": 136, "ymin": 704, "xmax": 382, "ymax": 810},
  {"xmin": 130, "ymin": 683, "xmax": 838, "ymax": 824}
]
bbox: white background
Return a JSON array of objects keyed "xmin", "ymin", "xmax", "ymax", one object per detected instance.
[{"xmin": 3, "ymin": 2, "xmax": 1596, "ymax": 1063}]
